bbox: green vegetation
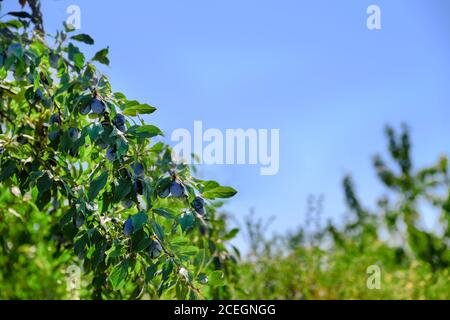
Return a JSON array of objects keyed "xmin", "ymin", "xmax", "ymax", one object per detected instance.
[
  {"xmin": 0, "ymin": 2, "xmax": 448, "ymax": 300},
  {"xmin": 236, "ymin": 125, "xmax": 450, "ymax": 300},
  {"xmin": 0, "ymin": 1, "xmax": 238, "ymax": 299}
]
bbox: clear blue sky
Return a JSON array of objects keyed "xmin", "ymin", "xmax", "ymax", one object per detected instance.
[{"xmin": 4, "ymin": 0, "xmax": 450, "ymax": 248}]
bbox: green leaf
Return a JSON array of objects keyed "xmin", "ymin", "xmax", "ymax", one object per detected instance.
[
  {"xmin": 59, "ymin": 130, "xmax": 73, "ymax": 153},
  {"xmin": 88, "ymin": 171, "xmax": 108, "ymax": 201},
  {"xmin": 7, "ymin": 43, "xmax": 23, "ymax": 58},
  {"xmin": 116, "ymin": 138, "xmax": 128, "ymax": 158},
  {"xmin": 202, "ymin": 186, "xmax": 237, "ymax": 199},
  {"xmin": 109, "ymin": 259, "xmax": 129, "ymax": 290},
  {"xmin": 194, "ymin": 249, "xmax": 208, "ymax": 268},
  {"xmin": 74, "ymin": 232, "xmax": 88, "ymax": 258},
  {"xmin": 145, "ymin": 263, "xmax": 159, "ymax": 283},
  {"xmin": 143, "ymin": 178, "xmax": 152, "ymax": 211},
  {"xmin": 89, "ymin": 123, "xmax": 104, "ymax": 142},
  {"xmin": 170, "ymin": 236, "xmax": 189, "ymax": 249},
  {"xmin": 5, "ymin": 20, "xmax": 23, "ymax": 29},
  {"xmin": 178, "ymin": 211, "xmax": 195, "ymax": 232},
  {"xmin": 131, "ymin": 229, "xmax": 151, "ymax": 252},
  {"xmin": 113, "ymin": 178, "xmax": 131, "ymax": 202},
  {"xmin": 203, "ymin": 180, "xmax": 220, "ymax": 191},
  {"xmin": 127, "ymin": 125, "xmax": 163, "ymax": 139},
  {"xmin": 68, "ymin": 43, "xmax": 85, "ymax": 69},
  {"xmin": 114, "ymin": 92, "xmax": 127, "ymax": 101},
  {"xmin": 223, "ymin": 228, "xmax": 239, "ymax": 240},
  {"xmin": 72, "ymin": 127, "xmax": 89, "ymax": 151},
  {"xmin": 105, "ymin": 241, "xmax": 123, "ymax": 261},
  {"xmin": 161, "ymin": 260, "xmax": 174, "ymax": 280},
  {"xmin": 36, "ymin": 172, "xmax": 53, "ymax": 193},
  {"xmin": 149, "ymin": 142, "xmax": 164, "ymax": 153},
  {"xmin": 36, "ymin": 190, "xmax": 51, "ymax": 211},
  {"xmin": 130, "ymin": 212, "xmax": 148, "ymax": 233},
  {"xmin": 123, "ymin": 101, "xmax": 156, "ymax": 116},
  {"xmin": 209, "ymin": 271, "xmax": 225, "ymax": 287},
  {"xmin": 7, "ymin": 11, "xmax": 33, "ymax": 19},
  {"xmin": 153, "ymin": 208, "xmax": 176, "ymax": 219},
  {"xmin": 152, "ymin": 221, "xmax": 164, "ymax": 241},
  {"xmin": 71, "ymin": 34, "xmax": 94, "ymax": 45},
  {"xmin": 91, "ymin": 244, "xmax": 106, "ymax": 268},
  {"xmin": 0, "ymin": 160, "xmax": 17, "ymax": 182},
  {"xmin": 29, "ymin": 171, "xmax": 44, "ymax": 181},
  {"xmin": 176, "ymin": 246, "xmax": 199, "ymax": 259},
  {"xmin": 92, "ymin": 47, "xmax": 110, "ymax": 65},
  {"xmin": 59, "ymin": 208, "xmax": 75, "ymax": 227}
]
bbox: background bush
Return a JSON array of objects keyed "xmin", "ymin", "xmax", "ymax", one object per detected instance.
[{"xmin": 236, "ymin": 125, "xmax": 450, "ymax": 300}]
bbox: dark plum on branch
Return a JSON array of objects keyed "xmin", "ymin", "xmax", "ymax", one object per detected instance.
[
  {"xmin": 91, "ymin": 98, "xmax": 106, "ymax": 114},
  {"xmin": 170, "ymin": 181, "xmax": 184, "ymax": 198},
  {"xmin": 123, "ymin": 217, "xmax": 133, "ymax": 236}
]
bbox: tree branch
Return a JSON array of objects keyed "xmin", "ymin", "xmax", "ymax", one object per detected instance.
[{"xmin": 26, "ymin": 0, "xmax": 44, "ymax": 34}]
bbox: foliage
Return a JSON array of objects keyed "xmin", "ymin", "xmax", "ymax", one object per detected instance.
[
  {"xmin": 0, "ymin": 3, "xmax": 239, "ymax": 299},
  {"xmin": 1, "ymin": 1, "xmax": 449, "ymax": 300},
  {"xmin": 237, "ymin": 125, "xmax": 450, "ymax": 300}
]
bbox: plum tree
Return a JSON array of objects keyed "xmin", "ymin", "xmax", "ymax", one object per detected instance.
[{"xmin": 0, "ymin": 2, "xmax": 239, "ymax": 299}]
